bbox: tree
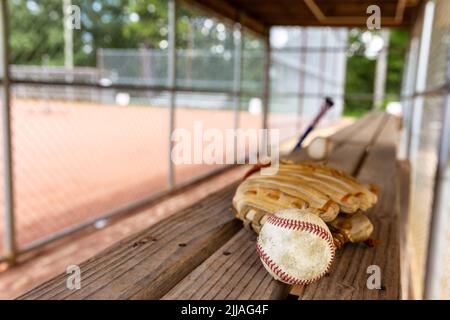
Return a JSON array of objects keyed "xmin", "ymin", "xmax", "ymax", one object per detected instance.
[
  {"xmin": 10, "ymin": 0, "xmax": 173, "ymax": 66},
  {"xmin": 344, "ymin": 28, "xmax": 408, "ymax": 117},
  {"xmin": 9, "ymin": 0, "xmax": 239, "ymax": 67},
  {"xmin": 10, "ymin": 0, "xmax": 64, "ymax": 65}
]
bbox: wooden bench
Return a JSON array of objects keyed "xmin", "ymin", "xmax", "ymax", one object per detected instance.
[{"xmin": 19, "ymin": 112, "xmax": 402, "ymax": 300}]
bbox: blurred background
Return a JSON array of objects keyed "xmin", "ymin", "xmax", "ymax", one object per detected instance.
[{"xmin": 0, "ymin": 0, "xmax": 448, "ymax": 300}]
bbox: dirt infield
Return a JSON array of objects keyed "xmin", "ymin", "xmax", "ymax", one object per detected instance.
[{"xmin": 0, "ymin": 98, "xmax": 274, "ymax": 251}]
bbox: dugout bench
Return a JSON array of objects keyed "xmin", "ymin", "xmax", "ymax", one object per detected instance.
[{"xmin": 20, "ymin": 112, "xmax": 405, "ymax": 300}]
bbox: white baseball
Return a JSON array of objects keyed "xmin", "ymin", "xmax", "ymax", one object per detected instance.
[
  {"xmin": 256, "ymin": 208, "xmax": 335, "ymax": 285},
  {"xmin": 307, "ymin": 136, "xmax": 333, "ymax": 160}
]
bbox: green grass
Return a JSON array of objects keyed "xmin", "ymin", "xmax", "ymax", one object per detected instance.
[{"xmin": 343, "ymin": 108, "xmax": 367, "ymax": 119}]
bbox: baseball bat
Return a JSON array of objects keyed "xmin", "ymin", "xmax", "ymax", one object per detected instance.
[{"xmin": 292, "ymin": 97, "xmax": 335, "ymax": 152}]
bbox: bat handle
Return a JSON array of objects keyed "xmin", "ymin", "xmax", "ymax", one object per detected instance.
[{"xmin": 293, "ymin": 97, "xmax": 335, "ymax": 152}]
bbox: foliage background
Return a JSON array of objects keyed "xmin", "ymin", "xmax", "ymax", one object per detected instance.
[{"xmin": 344, "ymin": 29, "xmax": 408, "ymax": 117}]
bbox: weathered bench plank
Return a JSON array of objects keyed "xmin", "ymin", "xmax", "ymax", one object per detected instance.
[
  {"xmin": 330, "ymin": 112, "xmax": 384, "ymax": 147},
  {"xmin": 164, "ymin": 112, "xmax": 390, "ymax": 300},
  {"xmin": 287, "ymin": 112, "xmax": 385, "ymax": 168},
  {"xmin": 19, "ymin": 184, "xmax": 242, "ymax": 300},
  {"xmin": 324, "ymin": 112, "xmax": 386, "ymax": 174},
  {"xmin": 299, "ymin": 115, "xmax": 400, "ymax": 299},
  {"xmin": 163, "ymin": 228, "xmax": 289, "ymax": 300}
]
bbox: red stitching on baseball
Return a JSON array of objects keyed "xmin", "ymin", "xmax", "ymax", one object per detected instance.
[{"xmin": 256, "ymin": 215, "xmax": 336, "ymax": 285}]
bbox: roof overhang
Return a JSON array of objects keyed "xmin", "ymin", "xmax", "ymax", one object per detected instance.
[{"xmin": 183, "ymin": 0, "xmax": 424, "ymax": 37}]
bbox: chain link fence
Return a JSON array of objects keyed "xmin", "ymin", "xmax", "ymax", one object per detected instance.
[
  {"xmin": 270, "ymin": 27, "xmax": 347, "ymax": 141},
  {"xmin": 0, "ymin": 0, "xmax": 348, "ymax": 263},
  {"xmin": 10, "ymin": 86, "xmax": 171, "ymax": 249}
]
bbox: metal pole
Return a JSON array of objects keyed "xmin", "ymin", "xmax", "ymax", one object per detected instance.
[
  {"xmin": 318, "ymin": 28, "xmax": 327, "ymax": 97},
  {"xmin": 409, "ymin": 0, "xmax": 435, "ymax": 162},
  {"xmin": 424, "ymin": 92, "xmax": 450, "ymax": 299},
  {"xmin": 0, "ymin": 0, "xmax": 16, "ymax": 266},
  {"xmin": 232, "ymin": 21, "xmax": 243, "ymax": 131},
  {"xmin": 400, "ymin": 38, "xmax": 419, "ymax": 160},
  {"xmin": 63, "ymin": 0, "xmax": 74, "ymax": 100},
  {"xmin": 96, "ymin": 48, "xmax": 103, "ymax": 102},
  {"xmin": 63, "ymin": 0, "xmax": 74, "ymax": 69},
  {"xmin": 424, "ymin": 34, "xmax": 450, "ymax": 300},
  {"xmin": 339, "ymin": 29, "xmax": 348, "ymax": 119},
  {"xmin": 297, "ymin": 28, "xmax": 307, "ymax": 132},
  {"xmin": 167, "ymin": 0, "xmax": 177, "ymax": 190},
  {"xmin": 262, "ymin": 32, "xmax": 271, "ymax": 130},
  {"xmin": 373, "ymin": 30, "xmax": 390, "ymax": 110}
]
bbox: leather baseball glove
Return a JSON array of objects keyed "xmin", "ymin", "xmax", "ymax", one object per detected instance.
[{"xmin": 232, "ymin": 161, "xmax": 377, "ymax": 248}]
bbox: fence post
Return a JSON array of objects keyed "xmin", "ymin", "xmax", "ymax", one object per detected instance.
[
  {"xmin": 262, "ymin": 32, "xmax": 271, "ymax": 130},
  {"xmin": 424, "ymin": 36, "xmax": 450, "ymax": 300},
  {"xmin": 318, "ymin": 28, "xmax": 328, "ymax": 98},
  {"xmin": 0, "ymin": 0, "xmax": 16, "ymax": 266},
  {"xmin": 297, "ymin": 28, "xmax": 307, "ymax": 132},
  {"xmin": 167, "ymin": 0, "xmax": 177, "ymax": 190},
  {"xmin": 408, "ymin": 0, "xmax": 434, "ymax": 162},
  {"xmin": 373, "ymin": 30, "xmax": 390, "ymax": 110},
  {"xmin": 63, "ymin": 0, "xmax": 74, "ymax": 100},
  {"xmin": 63, "ymin": 0, "xmax": 74, "ymax": 69},
  {"xmin": 399, "ymin": 38, "xmax": 419, "ymax": 160},
  {"xmin": 424, "ymin": 91, "xmax": 450, "ymax": 299},
  {"xmin": 232, "ymin": 20, "xmax": 243, "ymax": 132}
]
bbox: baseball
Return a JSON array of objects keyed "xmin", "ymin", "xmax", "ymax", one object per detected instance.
[
  {"xmin": 256, "ymin": 208, "xmax": 335, "ymax": 285},
  {"xmin": 307, "ymin": 136, "xmax": 333, "ymax": 160}
]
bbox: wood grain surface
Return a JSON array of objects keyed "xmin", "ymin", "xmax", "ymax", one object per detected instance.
[
  {"xmin": 19, "ymin": 183, "xmax": 241, "ymax": 299},
  {"xmin": 164, "ymin": 113, "xmax": 395, "ymax": 300},
  {"xmin": 163, "ymin": 227, "xmax": 290, "ymax": 300},
  {"xmin": 299, "ymin": 115, "xmax": 400, "ymax": 299}
]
